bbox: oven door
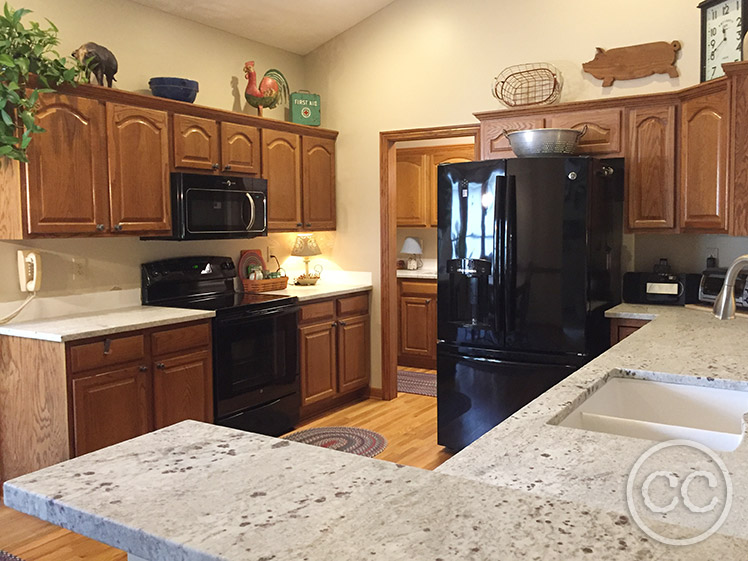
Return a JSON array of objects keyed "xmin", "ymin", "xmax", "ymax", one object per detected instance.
[
  {"xmin": 183, "ymin": 188, "xmax": 267, "ymax": 236},
  {"xmin": 213, "ymin": 305, "xmax": 299, "ymax": 419}
]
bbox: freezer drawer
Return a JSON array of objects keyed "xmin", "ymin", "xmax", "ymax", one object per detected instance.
[{"xmin": 437, "ymin": 350, "xmax": 577, "ymax": 451}]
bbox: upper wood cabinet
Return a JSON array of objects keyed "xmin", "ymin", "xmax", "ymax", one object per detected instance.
[
  {"xmin": 264, "ymin": 131, "xmax": 336, "ymax": 231},
  {"xmin": 173, "ymin": 114, "xmax": 261, "ymax": 176},
  {"xmin": 302, "ymin": 136, "xmax": 336, "ymax": 230},
  {"xmin": 680, "ymin": 85, "xmax": 730, "ymax": 233},
  {"xmin": 107, "ymin": 103, "xmax": 171, "ymax": 233},
  {"xmin": 24, "ymin": 94, "xmax": 170, "ymax": 236},
  {"xmin": 480, "ymin": 116, "xmax": 545, "ymax": 159},
  {"xmin": 625, "ymin": 104, "xmax": 677, "ymax": 231},
  {"xmin": 25, "ymin": 94, "xmax": 108, "ymax": 235},
  {"xmin": 396, "ymin": 144, "xmax": 474, "ymax": 227},
  {"xmin": 547, "ymin": 108, "xmax": 623, "ymax": 156}
]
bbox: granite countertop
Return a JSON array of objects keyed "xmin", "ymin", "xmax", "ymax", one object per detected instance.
[
  {"xmin": 437, "ymin": 303, "xmax": 748, "ymax": 538},
  {"xmin": 264, "ymin": 281, "xmax": 372, "ymax": 301},
  {"xmin": 0, "ymin": 306, "xmax": 215, "ymax": 342},
  {"xmin": 6, "ymin": 420, "xmax": 748, "ymax": 561},
  {"xmin": 396, "ymin": 268, "xmax": 437, "ymax": 279}
]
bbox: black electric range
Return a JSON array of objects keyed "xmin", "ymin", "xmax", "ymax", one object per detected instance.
[{"xmin": 142, "ymin": 256, "xmax": 300, "ymax": 436}]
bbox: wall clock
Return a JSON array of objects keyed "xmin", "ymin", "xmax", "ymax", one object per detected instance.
[{"xmin": 699, "ymin": 0, "xmax": 746, "ymax": 81}]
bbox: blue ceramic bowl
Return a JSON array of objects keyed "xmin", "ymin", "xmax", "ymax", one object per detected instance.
[{"xmin": 148, "ymin": 77, "xmax": 199, "ymax": 103}]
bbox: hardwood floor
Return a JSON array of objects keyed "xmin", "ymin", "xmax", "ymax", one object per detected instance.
[{"xmin": 0, "ymin": 378, "xmax": 447, "ymax": 560}]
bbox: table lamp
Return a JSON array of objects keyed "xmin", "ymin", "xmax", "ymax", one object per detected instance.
[
  {"xmin": 291, "ymin": 233, "xmax": 322, "ymax": 275},
  {"xmin": 400, "ymin": 236, "xmax": 423, "ymax": 270}
]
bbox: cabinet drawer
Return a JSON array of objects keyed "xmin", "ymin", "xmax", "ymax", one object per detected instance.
[
  {"xmin": 69, "ymin": 334, "xmax": 146, "ymax": 373},
  {"xmin": 399, "ymin": 280, "xmax": 437, "ymax": 297},
  {"xmin": 300, "ymin": 300, "xmax": 335, "ymax": 324},
  {"xmin": 337, "ymin": 294, "xmax": 369, "ymax": 317},
  {"xmin": 151, "ymin": 321, "xmax": 211, "ymax": 357}
]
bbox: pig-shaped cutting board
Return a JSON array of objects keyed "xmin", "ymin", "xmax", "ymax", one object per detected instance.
[{"xmin": 583, "ymin": 41, "xmax": 681, "ymax": 87}]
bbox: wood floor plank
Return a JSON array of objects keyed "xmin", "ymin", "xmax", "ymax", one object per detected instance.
[{"xmin": 0, "ymin": 387, "xmax": 448, "ymax": 559}]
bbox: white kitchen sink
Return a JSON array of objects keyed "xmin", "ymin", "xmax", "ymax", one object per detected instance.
[{"xmin": 557, "ymin": 376, "xmax": 748, "ymax": 451}]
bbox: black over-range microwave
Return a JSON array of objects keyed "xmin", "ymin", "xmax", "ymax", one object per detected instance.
[{"xmin": 149, "ymin": 173, "xmax": 268, "ymax": 240}]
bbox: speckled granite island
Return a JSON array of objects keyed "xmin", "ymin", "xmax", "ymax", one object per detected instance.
[{"xmin": 7, "ymin": 303, "xmax": 748, "ymax": 559}]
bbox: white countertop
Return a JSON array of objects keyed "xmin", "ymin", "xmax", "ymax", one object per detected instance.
[
  {"xmin": 0, "ymin": 306, "xmax": 215, "ymax": 342},
  {"xmin": 265, "ymin": 281, "xmax": 372, "ymax": 301},
  {"xmin": 396, "ymin": 268, "xmax": 437, "ymax": 279}
]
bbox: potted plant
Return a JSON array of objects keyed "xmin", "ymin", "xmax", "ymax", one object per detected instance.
[{"xmin": 0, "ymin": 3, "xmax": 80, "ymax": 162}]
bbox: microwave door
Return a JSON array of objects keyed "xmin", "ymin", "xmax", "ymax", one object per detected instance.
[{"xmin": 185, "ymin": 188, "xmax": 256, "ymax": 234}]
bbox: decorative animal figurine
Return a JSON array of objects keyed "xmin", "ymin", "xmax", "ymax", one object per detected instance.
[
  {"xmin": 582, "ymin": 41, "xmax": 681, "ymax": 87},
  {"xmin": 72, "ymin": 42, "xmax": 118, "ymax": 87},
  {"xmin": 243, "ymin": 61, "xmax": 289, "ymax": 116}
]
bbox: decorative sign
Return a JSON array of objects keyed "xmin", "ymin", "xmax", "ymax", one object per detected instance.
[{"xmin": 290, "ymin": 91, "xmax": 320, "ymax": 126}]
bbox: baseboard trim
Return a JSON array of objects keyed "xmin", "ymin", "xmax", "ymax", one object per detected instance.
[{"xmin": 368, "ymin": 387, "xmax": 383, "ymax": 399}]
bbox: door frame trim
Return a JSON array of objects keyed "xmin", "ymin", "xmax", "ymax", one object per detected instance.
[{"xmin": 379, "ymin": 124, "xmax": 480, "ymax": 400}]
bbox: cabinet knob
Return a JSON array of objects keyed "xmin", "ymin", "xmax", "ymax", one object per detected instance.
[
  {"xmin": 296, "ymin": 222, "xmax": 303, "ymax": 227},
  {"xmin": 139, "ymin": 365, "xmax": 148, "ymax": 372},
  {"xmin": 338, "ymin": 320, "xmax": 347, "ymax": 327},
  {"xmin": 212, "ymin": 163, "xmax": 220, "ymax": 170},
  {"xmin": 96, "ymin": 224, "xmax": 105, "ymax": 232},
  {"xmin": 425, "ymin": 299, "xmax": 432, "ymax": 304},
  {"xmin": 156, "ymin": 362, "xmax": 165, "ymax": 369},
  {"xmin": 331, "ymin": 321, "xmax": 337, "ymax": 327},
  {"xmin": 305, "ymin": 222, "xmax": 312, "ymax": 227},
  {"xmin": 224, "ymin": 164, "xmax": 232, "ymax": 171},
  {"xmin": 114, "ymin": 223, "xmax": 123, "ymax": 231}
]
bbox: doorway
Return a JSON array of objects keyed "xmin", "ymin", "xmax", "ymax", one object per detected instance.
[{"xmin": 379, "ymin": 124, "xmax": 480, "ymax": 400}]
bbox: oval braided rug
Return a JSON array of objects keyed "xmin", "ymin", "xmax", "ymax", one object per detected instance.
[
  {"xmin": 283, "ymin": 426, "xmax": 387, "ymax": 457},
  {"xmin": 0, "ymin": 551, "xmax": 26, "ymax": 561}
]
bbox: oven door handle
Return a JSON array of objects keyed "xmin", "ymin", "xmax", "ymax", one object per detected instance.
[
  {"xmin": 244, "ymin": 192, "xmax": 256, "ymax": 231},
  {"xmin": 219, "ymin": 306, "xmax": 299, "ymax": 326}
]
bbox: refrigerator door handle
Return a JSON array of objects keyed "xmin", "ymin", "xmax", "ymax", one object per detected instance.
[
  {"xmin": 504, "ymin": 175, "xmax": 517, "ymax": 333},
  {"xmin": 495, "ymin": 174, "xmax": 507, "ymax": 335}
]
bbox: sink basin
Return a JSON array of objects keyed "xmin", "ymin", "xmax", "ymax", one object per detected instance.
[{"xmin": 556, "ymin": 376, "xmax": 748, "ymax": 451}]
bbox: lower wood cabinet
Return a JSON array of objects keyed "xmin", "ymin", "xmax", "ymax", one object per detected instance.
[
  {"xmin": 398, "ymin": 279, "xmax": 437, "ymax": 370},
  {"xmin": 609, "ymin": 318, "xmax": 650, "ymax": 346},
  {"xmin": 298, "ymin": 293, "xmax": 370, "ymax": 418},
  {"xmin": 0, "ymin": 319, "xmax": 214, "ymax": 481}
]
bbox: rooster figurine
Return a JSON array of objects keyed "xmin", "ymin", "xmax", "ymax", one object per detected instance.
[{"xmin": 243, "ymin": 61, "xmax": 289, "ymax": 116}]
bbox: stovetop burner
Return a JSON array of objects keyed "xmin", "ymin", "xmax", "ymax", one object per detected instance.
[{"xmin": 141, "ymin": 256, "xmax": 296, "ymax": 314}]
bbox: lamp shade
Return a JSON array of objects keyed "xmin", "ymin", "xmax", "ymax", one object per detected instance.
[
  {"xmin": 291, "ymin": 234, "xmax": 322, "ymax": 257},
  {"xmin": 400, "ymin": 236, "xmax": 422, "ymax": 255}
]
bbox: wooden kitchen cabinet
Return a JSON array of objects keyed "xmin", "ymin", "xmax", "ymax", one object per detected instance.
[
  {"xmin": 71, "ymin": 364, "xmax": 151, "ymax": 456},
  {"xmin": 398, "ymin": 279, "xmax": 437, "ymax": 370},
  {"xmin": 547, "ymin": 108, "xmax": 623, "ymax": 156},
  {"xmin": 480, "ymin": 116, "xmax": 545, "ymax": 159},
  {"xmin": 609, "ymin": 318, "xmax": 650, "ymax": 346},
  {"xmin": 679, "ymin": 85, "xmax": 730, "ymax": 233},
  {"xmin": 173, "ymin": 114, "xmax": 261, "ymax": 175},
  {"xmin": 264, "ymin": 130, "xmax": 336, "ymax": 231},
  {"xmin": 298, "ymin": 293, "xmax": 370, "ymax": 418},
  {"xmin": 625, "ymin": 104, "xmax": 678, "ymax": 231},
  {"xmin": 153, "ymin": 349, "xmax": 212, "ymax": 429},
  {"xmin": 396, "ymin": 144, "xmax": 474, "ymax": 227}
]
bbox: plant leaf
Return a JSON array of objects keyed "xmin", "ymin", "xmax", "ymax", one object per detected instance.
[{"xmin": 0, "ymin": 109, "xmax": 13, "ymax": 126}]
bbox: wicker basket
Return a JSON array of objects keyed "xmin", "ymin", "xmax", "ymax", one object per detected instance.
[
  {"xmin": 242, "ymin": 276, "xmax": 289, "ymax": 293},
  {"xmin": 492, "ymin": 62, "xmax": 563, "ymax": 108}
]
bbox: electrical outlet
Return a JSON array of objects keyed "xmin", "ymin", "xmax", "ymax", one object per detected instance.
[
  {"xmin": 706, "ymin": 247, "xmax": 719, "ymax": 261},
  {"xmin": 71, "ymin": 257, "xmax": 86, "ymax": 280}
]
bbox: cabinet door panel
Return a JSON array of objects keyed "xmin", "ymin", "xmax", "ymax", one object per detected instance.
[
  {"xmin": 429, "ymin": 145, "xmax": 475, "ymax": 226},
  {"xmin": 480, "ymin": 117, "xmax": 545, "ymax": 159},
  {"xmin": 263, "ymin": 129, "xmax": 302, "ymax": 230},
  {"xmin": 396, "ymin": 150, "xmax": 429, "ymax": 227},
  {"xmin": 337, "ymin": 315, "xmax": 370, "ymax": 393},
  {"xmin": 26, "ymin": 94, "xmax": 107, "ymax": 234},
  {"xmin": 299, "ymin": 322, "xmax": 336, "ymax": 405},
  {"xmin": 107, "ymin": 104, "xmax": 170, "ymax": 233},
  {"xmin": 625, "ymin": 105, "xmax": 677, "ymax": 230},
  {"xmin": 153, "ymin": 349, "xmax": 212, "ymax": 429},
  {"xmin": 399, "ymin": 297, "xmax": 435, "ymax": 356},
  {"xmin": 71, "ymin": 365, "xmax": 150, "ymax": 456},
  {"xmin": 173, "ymin": 114, "xmax": 219, "ymax": 171},
  {"xmin": 680, "ymin": 88, "xmax": 729, "ymax": 232},
  {"xmin": 302, "ymin": 136, "xmax": 336, "ymax": 229},
  {"xmin": 221, "ymin": 122, "xmax": 261, "ymax": 175},
  {"xmin": 548, "ymin": 109, "xmax": 622, "ymax": 155}
]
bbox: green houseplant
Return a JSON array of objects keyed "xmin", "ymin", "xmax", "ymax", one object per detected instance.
[{"xmin": 0, "ymin": 3, "xmax": 80, "ymax": 162}]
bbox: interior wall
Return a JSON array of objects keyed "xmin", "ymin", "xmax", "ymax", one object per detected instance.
[
  {"xmin": 304, "ymin": 0, "xmax": 702, "ymax": 387},
  {"xmin": 634, "ymin": 234, "xmax": 748, "ymax": 273}
]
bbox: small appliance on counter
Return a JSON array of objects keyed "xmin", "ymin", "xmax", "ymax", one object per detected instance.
[
  {"xmin": 699, "ymin": 268, "xmax": 748, "ymax": 308},
  {"xmin": 622, "ymin": 259, "xmax": 701, "ymax": 306}
]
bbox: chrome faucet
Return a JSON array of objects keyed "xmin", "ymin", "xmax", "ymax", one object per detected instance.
[{"xmin": 713, "ymin": 254, "xmax": 748, "ymax": 319}]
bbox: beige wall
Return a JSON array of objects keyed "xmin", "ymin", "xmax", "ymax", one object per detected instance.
[{"xmin": 303, "ymin": 0, "xmax": 706, "ymax": 387}]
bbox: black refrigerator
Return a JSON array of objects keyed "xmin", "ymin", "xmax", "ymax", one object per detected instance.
[{"xmin": 436, "ymin": 157, "xmax": 623, "ymax": 451}]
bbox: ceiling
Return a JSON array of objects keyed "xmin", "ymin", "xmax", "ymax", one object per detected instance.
[{"xmin": 131, "ymin": 0, "xmax": 396, "ymax": 55}]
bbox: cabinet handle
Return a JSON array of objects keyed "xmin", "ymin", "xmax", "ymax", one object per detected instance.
[
  {"xmin": 114, "ymin": 223, "xmax": 123, "ymax": 231},
  {"xmin": 425, "ymin": 299, "xmax": 432, "ymax": 304},
  {"xmin": 296, "ymin": 222, "xmax": 303, "ymax": 227},
  {"xmin": 96, "ymin": 224, "xmax": 105, "ymax": 232},
  {"xmin": 103, "ymin": 338, "xmax": 111, "ymax": 355},
  {"xmin": 212, "ymin": 163, "xmax": 220, "ymax": 170},
  {"xmin": 156, "ymin": 362, "xmax": 165, "ymax": 369},
  {"xmin": 139, "ymin": 365, "xmax": 148, "ymax": 372},
  {"xmin": 338, "ymin": 320, "xmax": 347, "ymax": 327},
  {"xmin": 305, "ymin": 222, "xmax": 312, "ymax": 227},
  {"xmin": 224, "ymin": 164, "xmax": 232, "ymax": 171},
  {"xmin": 331, "ymin": 321, "xmax": 337, "ymax": 327}
]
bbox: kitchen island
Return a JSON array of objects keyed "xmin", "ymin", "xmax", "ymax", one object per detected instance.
[{"xmin": 6, "ymin": 303, "xmax": 748, "ymax": 559}]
